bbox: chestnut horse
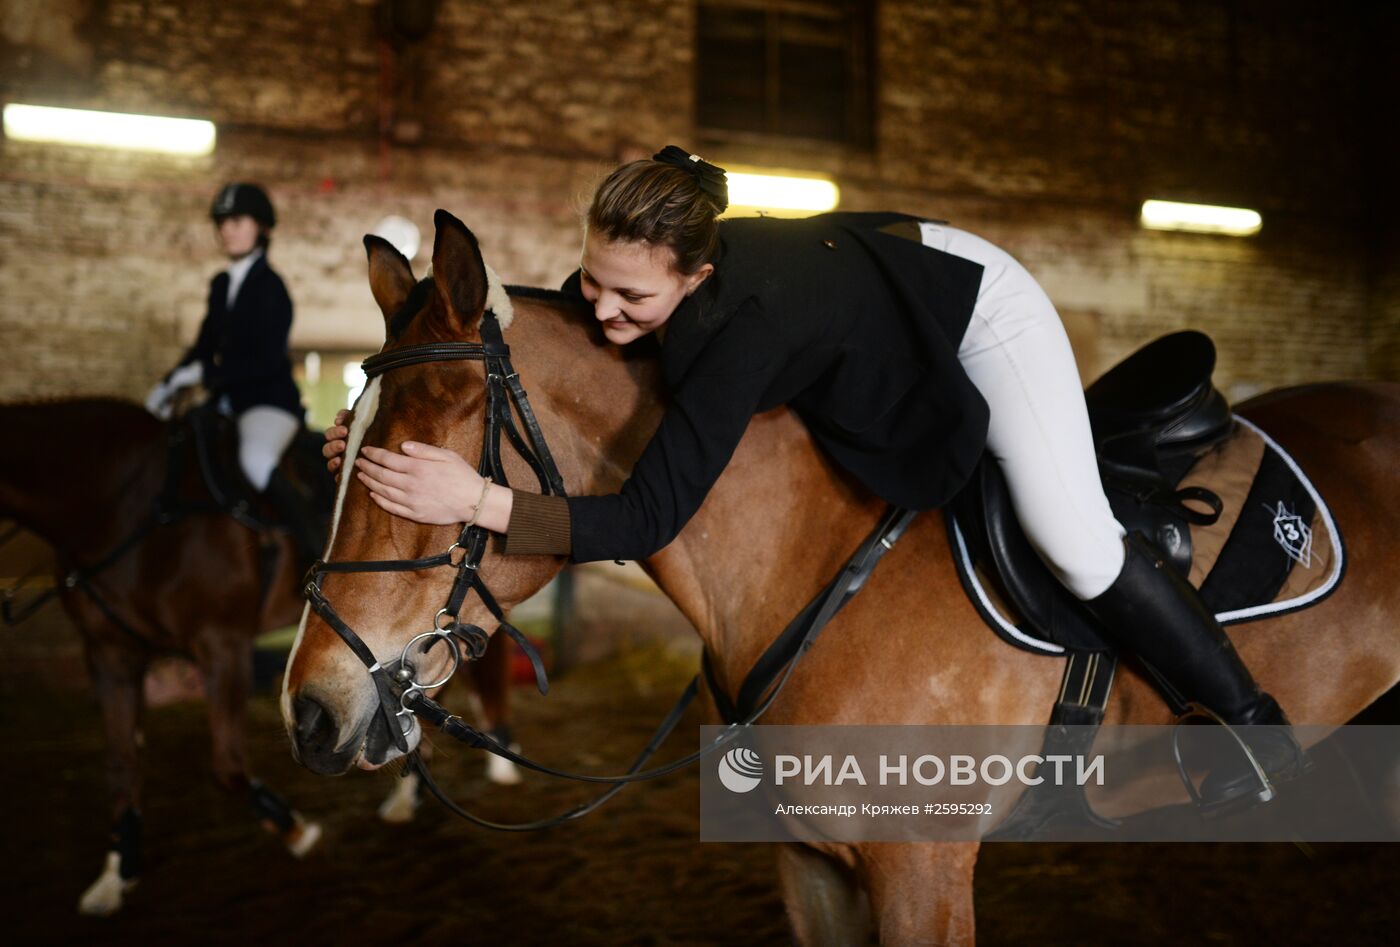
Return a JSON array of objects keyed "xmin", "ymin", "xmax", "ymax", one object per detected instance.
[
  {"xmin": 0, "ymin": 398, "xmax": 517, "ymax": 915},
  {"xmin": 282, "ymin": 211, "xmax": 1400, "ymax": 945}
]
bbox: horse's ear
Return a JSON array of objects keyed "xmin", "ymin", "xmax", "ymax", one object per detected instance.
[
  {"xmin": 430, "ymin": 208, "xmax": 488, "ymax": 331},
  {"xmin": 363, "ymin": 235, "xmax": 416, "ymax": 327}
]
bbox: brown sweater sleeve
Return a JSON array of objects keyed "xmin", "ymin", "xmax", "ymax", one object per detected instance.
[{"xmin": 503, "ymin": 489, "xmax": 572, "ymax": 556}]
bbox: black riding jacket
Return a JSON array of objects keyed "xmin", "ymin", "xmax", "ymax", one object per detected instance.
[
  {"xmin": 553, "ymin": 211, "xmax": 990, "ymax": 563},
  {"xmin": 176, "ymin": 254, "xmax": 303, "ymax": 416}
]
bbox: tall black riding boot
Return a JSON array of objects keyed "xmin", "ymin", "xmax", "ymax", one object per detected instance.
[
  {"xmin": 263, "ymin": 468, "xmax": 324, "ymax": 565},
  {"xmin": 1083, "ymin": 532, "xmax": 1310, "ymax": 811}
]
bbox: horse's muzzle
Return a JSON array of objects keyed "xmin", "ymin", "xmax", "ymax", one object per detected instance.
[
  {"xmin": 290, "ymin": 694, "xmax": 363, "ymax": 775},
  {"xmin": 289, "ymin": 690, "xmax": 413, "ymax": 774}
]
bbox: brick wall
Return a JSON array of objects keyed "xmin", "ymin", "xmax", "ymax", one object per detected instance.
[
  {"xmin": 1363, "ymin": 5, "xmax": 1399, "ymax": 381},
  {"xmin": 0, "ymin": 0, "xmax": 1389, "ymax": 406}
]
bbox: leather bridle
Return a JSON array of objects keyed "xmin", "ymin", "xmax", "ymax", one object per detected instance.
[{"xmin": 301, "ymin": 310, "xmax": 561, "ymax": 756}]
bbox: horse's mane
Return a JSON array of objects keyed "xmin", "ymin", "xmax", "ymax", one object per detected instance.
[{"xmin": 504, "ymin": 284, "xmax": 579, "ymax": 306}]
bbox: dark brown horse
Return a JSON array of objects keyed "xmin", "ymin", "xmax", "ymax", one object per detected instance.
[
  {"xmin": 0, "ymin": 398, "xmax": 318, "ymax": 914},
  {"xmin": 0, "ymin": 397, "xmax": 518, "ymax": 915},
  {"xmin": 282, "ymin": 212, "xmax": 1400, "ymax": 944}
]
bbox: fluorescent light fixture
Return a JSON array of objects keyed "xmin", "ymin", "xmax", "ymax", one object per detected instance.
[
  {"xmin": 726, "ymin": 171, "xmax": 840, "ymax": 215},
  {"xmin": 3, "ymin": 103, "xmax": 216, "ymax": 155},
  {"xmin": 1140, "ymin": 199, "xmax": 1261, "ymax": 236}
]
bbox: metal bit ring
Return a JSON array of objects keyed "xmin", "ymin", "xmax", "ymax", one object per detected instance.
[{"xmin": 398, "ymin": 629, "xmax": 462, "ymax": 692}]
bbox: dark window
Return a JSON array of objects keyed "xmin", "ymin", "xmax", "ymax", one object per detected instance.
[{"xmin": 696, "ymin": 1, "xmax": 875, "ymax": 148}]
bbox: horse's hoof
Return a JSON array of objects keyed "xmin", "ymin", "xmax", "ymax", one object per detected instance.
[
  {"xmin": 285, "ymin": 818, "xmax": 322, "ymax": 858},
  {"xmin": 487, "ymin": 743, "xmax": 524, "ymax": 786},
  {"xmin": 77, "ymin": 852, "xmax": 136, "ymax": 916},
  {"xmin": 378, "ymin": 773, "xmax": 421, "ymax": 823}
]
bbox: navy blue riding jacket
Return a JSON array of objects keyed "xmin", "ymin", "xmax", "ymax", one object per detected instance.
[{"xmin": 177, "ymin": 254, "xmax": 303, "ymax": 416}]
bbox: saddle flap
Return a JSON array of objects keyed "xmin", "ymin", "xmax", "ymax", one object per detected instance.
[{"xmin": 950, "ymin": 457, "xmax": 1112, "ymax": 654}]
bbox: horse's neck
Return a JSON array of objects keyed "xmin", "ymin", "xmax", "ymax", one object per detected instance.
[
  {"xmin": 643, "ymin": 413, "xmax": 887, "ymax": 697},
  {"xmin": 0, "ymin": 401, "xmax": 162, "ymax": 550},
  {"xmin": 524, "ymin": 310, "xmax": 884, "ymax": 694}
]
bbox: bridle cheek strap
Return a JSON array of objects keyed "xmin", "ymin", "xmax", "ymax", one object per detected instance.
[{"xmin": 301, "ymin": 309, "xmax": 564, "ymax": 756}]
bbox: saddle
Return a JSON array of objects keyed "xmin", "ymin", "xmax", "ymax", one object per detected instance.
[
  {"xmin": 172, "ymin": 402, "xmax": 334, "ymax": 542},
  {"xmin": 953, "ymin": 331, "xmax": 1234, "ymax": 838},
  {"xmin": 949, "ymin": 331, "xmax": 1232, "ymax": 657}
]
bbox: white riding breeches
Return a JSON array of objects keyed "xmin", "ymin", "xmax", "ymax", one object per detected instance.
[
  {"xmin": 921, "ymin": 221, "xmax": 1127, "ymax": 600},
  {"xmin": 237, "ymin": 406, "xmax": 300, "ymax": 492}
]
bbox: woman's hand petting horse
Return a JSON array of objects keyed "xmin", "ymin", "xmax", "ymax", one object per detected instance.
[
  {"xmin": 324, "ymin": 415, "xmax": 508, "ymax": 531},
  {"xmin": 354, "ymin": 441, "xmax": 482, "ymax": 526},
  {"xmin": 322, "ymin": 410, "xmax": 351, "ymax": 479}
]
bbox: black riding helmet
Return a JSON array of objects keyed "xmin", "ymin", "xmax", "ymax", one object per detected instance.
[{"xmin": 210, "ymin": 182, "xmax": 276, "ymax": 229}]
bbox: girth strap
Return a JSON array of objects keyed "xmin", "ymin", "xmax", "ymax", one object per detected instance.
[{"xmin": 981, "ymin": 650, "xmax": 1121, "ymax": 840}]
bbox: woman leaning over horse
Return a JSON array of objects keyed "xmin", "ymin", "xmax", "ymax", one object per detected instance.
[
  {"xmin": 331, "ymin": 146, "xmax": 1307, "ymax": 810},
  {"xmin": 146, "ymin": 182, "xmax": 320, "ymax": 561}
]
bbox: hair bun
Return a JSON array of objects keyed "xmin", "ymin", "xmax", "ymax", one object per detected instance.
[{"xmin": 652, "ymin": 145, "xmax": 728, "ymax": 214}]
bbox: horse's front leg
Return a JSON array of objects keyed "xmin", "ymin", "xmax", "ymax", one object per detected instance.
[
  {"xmin": 378, "ymin": 737, "xmax": 429, "ymax": 823},
  {"xmin": 862, "ymin": 842, "xmax": 980, "ymax": 946},
  {"xmin": 778, "ymin": 843, "xmax": 873, "ymax": 946},
  {"xmin": 469, "ymin": 630, "xmax": 522, "ymax": 786},
  {"xmin": 195, "ymin": 631, "xmax": 321, "ymax": 857},
  {"xmin": 77, "ymin": 639, "xmax": 147, "ymax": 917}
]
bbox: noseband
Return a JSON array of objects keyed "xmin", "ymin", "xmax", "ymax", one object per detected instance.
[{"xmin": 302, "ymin": 310, "xmax": 563, "ymax": 755}]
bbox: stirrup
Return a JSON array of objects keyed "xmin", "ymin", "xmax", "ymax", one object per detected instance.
[{"xmin": 1170, "ymin": 702, "xmax": 1276, "ymax": 819}]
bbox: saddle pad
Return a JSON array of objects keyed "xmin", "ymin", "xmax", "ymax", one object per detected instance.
[
  {"xmin": 951, "ymin": 415, "xmax": 1344, "ymax": 654},
  {"xmin": 1187, "ymin": 416, "xmax": 1343, "ymax": 621}
]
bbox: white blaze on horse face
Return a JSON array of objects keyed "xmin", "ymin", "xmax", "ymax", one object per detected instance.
[
  {"xmin": 327, "ymin": 376, "xmax": 383, "ymax": 549},
  {"xmin": 281, "ymin": 377, "xmax": 383, "ymax": 727}
]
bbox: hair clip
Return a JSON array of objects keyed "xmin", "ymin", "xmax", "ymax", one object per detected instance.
[{"xmin": 652, "ymin": 145, "xmax": 729, "ymax": 212}]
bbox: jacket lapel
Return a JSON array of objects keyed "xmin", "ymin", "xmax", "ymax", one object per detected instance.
[{"xmin": 229, "ymin": 254, "xmax": 268, "ymax": 316}]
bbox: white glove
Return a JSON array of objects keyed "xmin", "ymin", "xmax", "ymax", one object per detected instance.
[
  {"xmin": 168, "ymin": 361, "xmax": 204, "ymax": 389},
  {"xmin": 144, "ymin": 381, "xmax": 173, "ymax": 419},
  {"xmin": 145, "ymin": 363, "xmax": 203, "ymax": 420}
]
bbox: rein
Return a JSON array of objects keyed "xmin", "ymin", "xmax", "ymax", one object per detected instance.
[
  {"xmin": 404, "ymin": 505, "xmax": 915, "ymax": 832},
  {"xmin": 304, "ymin": 309, "xmax": 917, "ymax": 831}
]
